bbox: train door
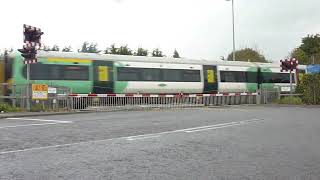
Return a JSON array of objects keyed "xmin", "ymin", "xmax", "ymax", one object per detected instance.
[
  {"xmin": 203, "ymin": 65, "xmax": 218, "ymax": 93},
  {"xmin": 93, "ymin": 61, "xmax": 114, "ymax": 94}
]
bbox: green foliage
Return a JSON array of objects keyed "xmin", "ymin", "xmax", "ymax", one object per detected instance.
[
  {"xmin": 296, "ymin": 74, "xmax": 320, "ymax": 104},
  {"xmin": 0, "ymin": 103, "xmax": 22, "ymax": 112},
  {"xmin": 105, "ymin": 44, "xmax": 133, "ymax": 55},
  {"xmin": 78, "ymin": 42, "xmax": 101, "ymax": 53},
  {"xmin": 118, "ymin": 45, "xmax": 133, "ymax": 55},
  {"xmin": 173, "ymin": 49, "xmax": 180, "ymax": 58},
  {"xmin": 227, "ymin": 48, "xmax": 267, "ymax": 62},
  {"xmin": 291, "ymin": 34, "xmax": 320, "ymax": 65},
  {"xmin": 51, "ymin": 45, "xmax": 60, "ymax": 51},
  {"xmin": 42, "ymin": 45, "xmax": 60, "ymax": 52},
  {"xmin": 105, "ymin": 44, "xmax": 118, "ymax": 54},
  {"xmin": 152, "ymin": 48, "xmax": 164, "ymax": 57},
  {"xmin": 134, "ymin": 48, "xmax": 148, "ymax": 56},
  {"xmin": 30, "ymin": 104, "xmax": 46, "ymax": 112},
  {"xmin": 42, "ymin": 45, "xmax": 51, "ymax": 51},
  {"xmin": 62, "ymin": 46, "xmax": 72, "ymax": 52},
  {"xmin": 291, "ymin": 48, "xmax": 308, "ymax": 64},
  {"xmin": 277, "ymin": 96, "xmax": 303, "ymax": 105}
]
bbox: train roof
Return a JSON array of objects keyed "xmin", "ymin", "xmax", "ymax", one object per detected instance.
[{"xmin": 9, "ymin": 50, "xmax": 300, "ymax": 68}]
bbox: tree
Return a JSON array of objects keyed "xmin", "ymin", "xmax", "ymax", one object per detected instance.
[
  {"xmin": 291, "ymin": 34, "xmax": 320, "ymax": 65},
  {"xmin": 173, "ymin": 49, "xmax": 180, "ymax": 58},
  {"xmin": 42, "ymin": 45, "xmax": 51, "ymax": 51},
  {"xmin": 227, "ymin": 48, "xmax": 267, "ymax": 62},
  {"xmin": 118, "ymin": 45, "xmax": 133, "ymax": 55},
  {"xmin": 51, "ymin": 45, "xmax": 60, "ymax": 51},
  {"xmin": 105, "ymin": 44, "xmax": 118, "ymax": 54},
  {"xmin": 290, "ymin": 48, "xmax": 308, "ymax": 65},
  {"xmin": 62, "ymin": 46, "xmax": 72, "ymax": 52},
  {"xmin": 134, "ymin": 48, "xmax": 148, "ymax": 56},
  {"xmin": 78, "ymin": 42, "xmax": 101, "ymax": 53},
  {"xmin": 152, "ymin": 48, "xmax": 164, "ymax": 57}
]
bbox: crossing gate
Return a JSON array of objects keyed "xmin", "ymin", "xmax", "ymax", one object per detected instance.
[{"xmin": 69, "ymin": 92, "xmax": 259, "ymax": 111}]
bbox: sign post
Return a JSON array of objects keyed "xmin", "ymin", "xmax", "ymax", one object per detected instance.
[
  {"xmin": 18, "ymin": 24, "xmax": 44, "ymax": 111},
  {"xmin": 32, "ymin": 84, "xmax": 48, "ymax": 100},
  {"xmin": 280, "ymin": 58, "xmax": 298, "ymax": 95}
]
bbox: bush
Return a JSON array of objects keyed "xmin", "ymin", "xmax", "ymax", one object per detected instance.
[
  {"xmin": 297, "ymin": 74, "xmax": 320, "ymax": 104},
  {"xmin": 277, "ymin": 96, "xmax": 303, "ymax": 105},
  {"xmin": 30, "ymin": 104, "xmax": 45, "ymax": 112},
  {"xmin": 0, "ymin": 103, "xmax": 22, "ymax": 112}
]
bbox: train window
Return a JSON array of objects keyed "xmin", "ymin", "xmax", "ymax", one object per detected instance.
[
  {"xmin": 162, "ymin": 69, "xmax": 182, "ymax": 82},
  {"xmin": 117, "ymin": 67, "xmax": 200, "ymax": 82},
  {"xmin": 261, "ymin": 73, "xmax": 295, "ymax": 83},
  {"xmin": 220, "ymin": 71, "xmax": 258, "ymax": 83},
  {"xmin": 23, "ymin": 64, "xmax": 89, "ymax": 81},
  {"xmin": 141, "ymin": 68, "xmax": 161, "ymax": 81},
  {"xmin": 220, "ymin": 71, "xmax": 236, "ymax": 82},
  {"xmin": 247, "ymin": 72, "xmax": 258, "ymax": 83},
  {"xmin": 117, "ymin": 67, "xmax": 140, "ymax": 81},
  {"xmin": 63, "ymin": 66, "xmax": 89, "ymax": 80},
  {"xmin": 28, "ymin": 64, "xmax": 50, "ymax": 80},
  {"xmin": 182, "ymin": 70, "xmax": 201, "ymax": 82}
]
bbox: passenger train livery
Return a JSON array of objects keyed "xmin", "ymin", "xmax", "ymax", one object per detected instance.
[{"xmin": 0, "ymin": 51, "xmax": 306, "ymax": 95}]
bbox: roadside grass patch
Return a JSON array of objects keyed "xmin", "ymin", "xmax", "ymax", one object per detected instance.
[{"xmin": 277, "ymin": 96, "xmax": 303, "ymax": 105}]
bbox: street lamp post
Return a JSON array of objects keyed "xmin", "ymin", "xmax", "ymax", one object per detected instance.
[{"xmin": 226, "ymin": 0, "xmax": 236, "ymax": 61}]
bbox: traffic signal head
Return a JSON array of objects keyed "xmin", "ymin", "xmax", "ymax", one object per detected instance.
[
  {"xmin": 290, "ymin": 58, "xmax": 299, "ymax": 71},
  {"xmin": 23, "ymin": 24, "xmax": 44, "ymax": 45},
  {"xmin": 280, "ymin": 59, "xmax": 291, "ymax": 72},
  {"xmin": 18, "ymin": 45, "xmax": 37, "ymax": 60},
  {"xmin": 280, "ymin": 58, "xmax": 299, "ymax": 72}
]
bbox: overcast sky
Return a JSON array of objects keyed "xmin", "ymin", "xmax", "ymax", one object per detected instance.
[{"xmin": 1, "ymin": 0, "xmax": 319, "ymax": 61}]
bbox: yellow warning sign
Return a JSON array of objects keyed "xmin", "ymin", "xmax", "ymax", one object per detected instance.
[
  {"xmin": 98, "ymin": 66, "xmax": 109, "ymax": 81},
  {"xmin": 32, "ymin": 84, "xmax": 48, "ymax": 100},
  {"xmin": 207, "ymin": 70, "xmax": 215, "ymax": 83}
]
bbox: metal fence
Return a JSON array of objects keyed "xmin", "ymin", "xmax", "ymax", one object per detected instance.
[
  {"xmin": 69, "ymin": 93, "xmax": 259, "ymax": 111},
  {"xmin": 0, "ymin": 83, "xmax": 71, "ymax": 111},
  {"xmin": 1, "ymin": 83, "xmax": 261, "ymax": 112},
  {"xmin": 260, "ymin": 86, "xmax": 302, "ymax": 104}
]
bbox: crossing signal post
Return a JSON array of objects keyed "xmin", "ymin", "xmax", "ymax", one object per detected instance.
[
  {"xmin": 19, "ymin": 24, "xmax": 44, "ymax": 111},
  {"xmin": 280, "ymin": 58, "xmax": 299, "ymax": 95}
]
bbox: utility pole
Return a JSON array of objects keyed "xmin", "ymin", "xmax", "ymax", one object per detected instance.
[{"xmin": 226, "ymin": 0, "xmax": 236, "ymax": 61}]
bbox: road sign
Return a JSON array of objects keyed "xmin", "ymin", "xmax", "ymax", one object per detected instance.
[
  {"xmin": 307, "ymin": 65, "xmax": 320, "ymax": 74},
  {"xmin": 32, "ymin": 84, "xmax": 48, "ymax": 100},
  {"xmin": 48, "ymin": 87, "xmax": 57, "ymax": 94}
]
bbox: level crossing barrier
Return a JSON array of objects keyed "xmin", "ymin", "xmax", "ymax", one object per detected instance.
[{"xmin": 69, "ymin": 92, "xmax": 259, "ymax": 111}]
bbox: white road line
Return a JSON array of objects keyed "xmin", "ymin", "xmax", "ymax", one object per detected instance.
[
  {"xmin": 184, "ymin": 124, "xmax": 241, "ymax": 133},
  {"xmin": 126, "ymin": 135, "xmax": 161, "ymax": 141},
  {"xmin": 0, "ymin": 122, "xmax": 72, "ymax": 129},
  {"xmin": 6, "ymin": 118, "xmax": 72, "ymax": 124},
  {"xmin": 175, "ymin": 121, "xmax": 240, "ymax": 132},
  {"xmin": 183, "ymin": 119, "xmax": 262, "ymax": 133},
  {"xmin": 0, "ymin": 118, "xmax": 263, "ymax": 155}
]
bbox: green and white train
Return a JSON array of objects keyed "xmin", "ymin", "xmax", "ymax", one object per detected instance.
[{"xmin": 0, "ymin": 51, "xmax": 305, "ymax": 95}]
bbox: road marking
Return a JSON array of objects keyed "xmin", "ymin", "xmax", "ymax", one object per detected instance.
[
  {"xmin": 0, "ymin": 122, "xmax": 72, "ymax": 129},
  {"xmin": 0, "ymin": 118, "xmax": 263, "ymax": 155},
  {"xmin": 6, "ymin": 118, "xmax": 72, "ymax": 124},
  {"xmin": 126, "ymin": 135, "xmax": 161, "ymax": 141}
]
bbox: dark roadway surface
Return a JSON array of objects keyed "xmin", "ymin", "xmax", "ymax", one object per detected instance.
[{"xmin": 0, "ymin": 106, "xmax": 319, "ymax": 180}]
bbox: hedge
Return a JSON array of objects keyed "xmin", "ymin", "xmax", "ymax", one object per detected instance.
[{"xmin": 296, "ymin": 74, "xmax": 320, "ymax": 104}]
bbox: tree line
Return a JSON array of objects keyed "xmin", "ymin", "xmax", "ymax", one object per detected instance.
[
  {"xmin": 2, "ymin": 34, "xmax": 319, "ymax": 64},
  {"xmin": 40, "ymin": 42, "xmax": 181, "ymax": 58}
]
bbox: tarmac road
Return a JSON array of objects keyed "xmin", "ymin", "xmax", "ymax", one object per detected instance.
[{"xmin": 0, "ymin": 106, "xmax": 319, "ymax": 180}]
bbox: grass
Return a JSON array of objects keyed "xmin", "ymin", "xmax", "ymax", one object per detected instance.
[
  {"xmin": 0, "ymin": 103, "xmax": 22, "ymax": 113},
  {"xmin": 277, "ymin": 96, "xmax": 303, "ymax": 105}
]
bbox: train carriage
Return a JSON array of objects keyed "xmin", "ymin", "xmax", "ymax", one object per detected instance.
[{"xmin": 0, "ymin": 51, "xmax": 298, "ymax": 95}]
